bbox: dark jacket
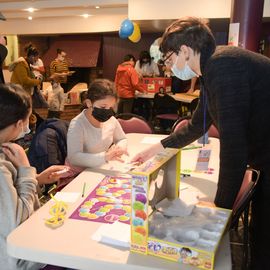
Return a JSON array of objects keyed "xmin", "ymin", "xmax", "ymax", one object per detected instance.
[
  {"xmin": 28, "ymin": 119, "xmax": 69, "ymax": 173},
  {"xmin": 161, "ymin": 46, "xmax": 270, "ymax": 209}
]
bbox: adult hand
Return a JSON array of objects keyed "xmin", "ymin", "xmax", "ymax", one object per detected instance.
[
  {"xmin": 105, "ymin": 145, "xmax": 129, "ymax": 163},
  {"xmin": 196, "ymin": 200, "xmax": 216, "ymax": 208},
  {"xmin": 37, "ymin": 165, "xmax": 69, "ymax": 185},
  {"xmin": 2, "ymin": 142, "xmax": 30, "ymax": 168},
  {"xmin": 131, "ymin": 142, "xmax": 164, "ymax": 164}
]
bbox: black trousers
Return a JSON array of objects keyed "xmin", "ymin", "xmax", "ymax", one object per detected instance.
[
  {"xmin": 117, "ymin": 98, "xmax": 134, "ymax": 114},
  {"xmin": 250, "ymin": 169, "xmax": 270, "ymax": 269}
]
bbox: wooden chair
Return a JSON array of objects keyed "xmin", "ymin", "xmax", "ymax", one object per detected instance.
[{"xmin": 116, "ymin": 113, "xmax": 153, "ymax": 134}]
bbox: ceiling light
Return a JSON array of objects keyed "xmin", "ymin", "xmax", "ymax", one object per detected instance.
[
  {"xmin": 28, "ymin": 16, "xmax": 33, "ymax": 20},
  {"xmin": 24, "ymin": 8, "xmax": 38, "ymax": 13},
  {"xmin": 95, "ymin": 6, "xmax": 100, "ymax": 9},
  {"xmin": 81, "ymin": 14, "xmax": 91, "ymax": 18}
]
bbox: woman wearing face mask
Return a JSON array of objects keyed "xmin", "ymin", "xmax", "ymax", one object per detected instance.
[
  {"xmin": 135, "ymin": 50, "xmax": 160, "ymax": 78},
  {"xmin": 132, "ymin": 17, "xmax": 270, "ymax": 269},
  {"xmin": 0, "ymin": 83, "xmax": 68, "ymax": 270},
  {"xmin": 9, "ymin": 44, "xmax": 41, "ymax": 95},
  {"xmin": 66, "ymin": 79, "xmax": 128, "ymax": 176}
]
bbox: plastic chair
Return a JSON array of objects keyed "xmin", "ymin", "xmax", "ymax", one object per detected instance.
[
  {"xmin": 230, "ymin": 168, "xmax": 260, "ymax": 269},
  {"xmin": 116, "ymin": 113, "xmax": 153, "ymax": 134}
]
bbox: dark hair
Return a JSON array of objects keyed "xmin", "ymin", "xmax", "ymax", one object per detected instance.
[
  {"xmin": 160, "ymin": 17, "xmax": 216, "ymax": 56},
  {"xmin": 139, "ymin": 51, "xmax": 152, "ymax": 68},
  {"xmin": 124, "ymin": 54, "xmax": 135, "ymax": 62},
  {"xmin": 57, "ymin": 48, "xmax": 64, "ymax": 55},
  {"xmin": 0, "ymin": 84, "xmax": 31, "ymax": 130},
  {"xmin": 24, "ymin": 43, "xmax": 39, "ymax": 57},
  {"xmin": 87, "ymin": 79, "xmax": 117, "ymax": 103}
]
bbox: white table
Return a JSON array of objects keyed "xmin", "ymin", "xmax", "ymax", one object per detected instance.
[
  {"xmin": 7, "ymin": 134, "xmax": 231, "ymax": 270},
  {"xmin": 136, "ymin": 92, "xmax": 199, "ymax": 104}
]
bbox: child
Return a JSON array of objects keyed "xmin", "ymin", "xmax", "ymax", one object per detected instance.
[
  {"xmin": 42, "ymin": 75, "xmax": 65, "ymax": 119},
  {"xmin": 66, "ymin": 79, "xmax": 128, "ymax": 175},
  {"xmin": 0, "ymin": 83, "xmax": 67, "ymax": 270}
]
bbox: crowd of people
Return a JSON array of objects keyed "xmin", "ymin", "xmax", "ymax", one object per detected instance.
[{"xmin": 0, "ymin": 15, "xmax": 270, "ymax": 269}]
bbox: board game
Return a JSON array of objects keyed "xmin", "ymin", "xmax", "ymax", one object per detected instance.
[{"xmin": 69, "ymin": 175, "xmax": 131, "ymax": 224}]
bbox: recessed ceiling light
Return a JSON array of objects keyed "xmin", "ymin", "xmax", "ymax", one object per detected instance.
[
  {"xmin": 81, "ymin": 14, "xmax": 91, "ymax": 18},
  {"xmin": 24, "ymin": 8, "xmax": 38, "ymax": 13},
  {"xmin": 28, "ymin": 16, "xmax": 33, "ymax": 20},
  {"xmin": 95, "ymin": 6, "xmax": 100, "ymax": 9}
]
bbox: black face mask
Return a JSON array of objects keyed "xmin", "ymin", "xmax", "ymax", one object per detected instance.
[{"xmin": 92, "ymin": 107, "xmax": 115, "ymax": 122}]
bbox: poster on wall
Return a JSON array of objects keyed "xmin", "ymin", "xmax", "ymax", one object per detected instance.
[{"xmin": 228, "ymin": 23, "xmax": 240, "ymax": 46}]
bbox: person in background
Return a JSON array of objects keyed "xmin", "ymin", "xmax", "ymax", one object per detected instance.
[
  {"xmin": 9, "ymin": 44, "xmax": 40, "ymax": 96},
  {"xmin": 135, "ymin": 50, "xmax": 160, "ymax": 77},
  {"xmin": 66, "ymin": 79, "xmax": 128, "ymax": 177},
  {"xmin": 0, "ymin": 83, "xmax": 68, "ymax": 270},
  {"xmin": 0, "ymin": 35, "xmax": 7, "ymax": 84},
  {"xmin": 31, "ymin": 54, "xmax": 45, "ymax": 82},
  {"xmin": 115, "ymin": 54, "xmax": 145, "ymax": 114},
  {"xmin": 42, "ymin": 74, "xmax": 65, "ymax": 119},
  {"xmin": 50, "ymin": 48, "xmax": 70, "ymax": 92},
  {"xmin": 131, "ymin": 17, "xmax": 270, "ymax": 270}
]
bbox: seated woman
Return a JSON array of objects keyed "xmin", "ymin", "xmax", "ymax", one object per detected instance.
[
  {"xmin": 66, "ymin": 79, "xmax": 128, "ymax": 176},
  {"xmin": 0, "ymin": 83, "xmax": 67, "ymax": 270}
]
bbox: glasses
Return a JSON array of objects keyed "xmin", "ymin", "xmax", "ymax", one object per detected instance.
[{"xmin": 162, "ymin": 51, "xmax": 174, "ymax": 66}]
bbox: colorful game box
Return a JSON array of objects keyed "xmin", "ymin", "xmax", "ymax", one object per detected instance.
[{"xmin": 130, "ymin": 148, "xmax": 231, "ymax": 270}]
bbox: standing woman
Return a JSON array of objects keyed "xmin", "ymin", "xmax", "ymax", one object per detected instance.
[
  {"xmin": 135, "ymin": 50, "xmax": 160, "ymax": 77},
  {"xmin": 0, "ymin": 83, "xmax": 67, "ymax": 269},
  {"xmin": 9, "ymin": 45, "xmax": 40, "ymax": 96}
]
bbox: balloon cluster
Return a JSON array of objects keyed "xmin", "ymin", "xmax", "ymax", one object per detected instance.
[{"xmin": 119, "ymin": 19, "xmax": 141, "ymax": 43}]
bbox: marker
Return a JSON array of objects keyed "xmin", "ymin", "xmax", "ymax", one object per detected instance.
[
  {"xmin": 182, "ymin": 146, "xmax": 202, "ymax": 150},
  {"xmin": 82, "ymin": 182, "xmax": 86, "ymax": 198}
]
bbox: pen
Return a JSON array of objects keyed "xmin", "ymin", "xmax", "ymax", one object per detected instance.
[
  {"xmin": 182, "ymin": 146, "xmax": 202, "ymax": 150},
  {"xmin": 82, "ymin": 182, "xmax": 86, "ymax": 198}
]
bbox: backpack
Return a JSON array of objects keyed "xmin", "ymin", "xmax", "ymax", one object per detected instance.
[{"xmin": 28, "ymin": 118, "xmax": 69, "ymax": 173}]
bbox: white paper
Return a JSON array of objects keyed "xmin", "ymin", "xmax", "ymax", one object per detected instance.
[
  {"xmin": 92, "ymin": 222, "xmax": 130, "ymax": 248},
  {"xmin": 54, "ymin": 192, "xmax": 80, "ymax": 203},
  {"xmin": 140, "ymin": 136, "xmax": 162, "ymax": 144}
]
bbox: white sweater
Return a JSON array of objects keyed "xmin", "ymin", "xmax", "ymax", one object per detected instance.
[{"xmin": 67, "ymin": 110, "xmax": 127, "ymax": 168}]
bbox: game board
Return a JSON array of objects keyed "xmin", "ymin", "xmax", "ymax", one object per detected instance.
[{"xmin": 69, "ymin": 176, "xmax": 131, "ymax": 224}]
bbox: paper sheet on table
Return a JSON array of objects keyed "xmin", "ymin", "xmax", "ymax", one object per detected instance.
[
  {"xmin": 54, "ymin": 192, "xmax": 80, "ymax": 203},
  {"xmin": 140, "ymin": 136, "xmax": 162, "ymax": 144},
  {"xmin": 99, "ymin": 160, "xmax": 137, "ymax": 174},
  {"xmin": 92, "ymin": 222, "xmax": 130, "ymax": 248}
]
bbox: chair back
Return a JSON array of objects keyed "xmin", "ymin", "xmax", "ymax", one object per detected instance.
[
  {"xmin": 116, "ymin": 113, "xmax": 153, "ymax": 134},
  {"xmin": 208, "ymin": 124, "xmax": 219, "ymax": 138},
  {"xmin": 171, "ymin": 116, "xmax": 190, "ymax": 133},
  {"xmin": 230, "ymin": 168, "xmax": 260, "ymax": 228}
]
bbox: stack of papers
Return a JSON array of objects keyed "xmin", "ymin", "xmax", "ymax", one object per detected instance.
[{"xmin": 92, "ymin": 222, "xmax": 130, "ymax": 248}]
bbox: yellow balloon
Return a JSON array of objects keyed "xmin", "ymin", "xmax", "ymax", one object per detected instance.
[{"xmin": 128, "ymin": 22, "xmax": 141, "ymax": 43}]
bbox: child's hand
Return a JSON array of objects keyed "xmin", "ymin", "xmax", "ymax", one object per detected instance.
[
  {"xmin": 2, "ymin": 142, "xmax": 30, "ymax": 168},
  {"xmin": 105, "ymin": 145, "xmax": 129, "ymax": 163},
  {"xmin": 37, "ymin": 165, "xmax": 69, "ymax": 184}
]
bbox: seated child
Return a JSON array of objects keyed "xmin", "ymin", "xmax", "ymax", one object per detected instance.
[
  {"xmin": 0, "ymin": 83, "xmax": 67, "ymax": 270},
  {"xmin": 65, "ymin": 79, "xmax": 128, "ymax": 176}
]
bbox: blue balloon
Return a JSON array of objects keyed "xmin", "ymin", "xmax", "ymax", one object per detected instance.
[
  {"xmin": 119, "ymin": 19, "xmax": 134, "ymax": 38},
  {"xmin": 119, "ymin": 28, "xmax": 128, "ymax": 39}
]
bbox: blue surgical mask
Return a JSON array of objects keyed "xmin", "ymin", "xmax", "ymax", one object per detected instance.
[
  {"xmin": 16, "ymin": 124, "xmax": 31, "ymax": 140},
  {"xmin": 171, "ymin": 55, "xmax": 197, "ymax": 81}
]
